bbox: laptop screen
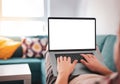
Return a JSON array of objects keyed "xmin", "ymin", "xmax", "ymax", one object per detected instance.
[{"xmin": 48, "ymin": 17, "xmax": 96, "ymax": 51}]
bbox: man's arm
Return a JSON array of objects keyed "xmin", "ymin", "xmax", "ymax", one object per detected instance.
[
  {"xmin": 55, "ymin": 54, "xmax": 113, "ymax": 84},
  {"xmin": 80, "ymin": 54, "xmax": 113, "ymax": 75},
  {"xmin": 55, "ymin": 56, "xmax": 77, "ymax": 84},
  {"xmin": 55, "ymin": 73, "xmax": 69, "ymax": 84}
]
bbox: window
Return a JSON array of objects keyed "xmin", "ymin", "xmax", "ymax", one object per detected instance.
[{"xmin": 0, "ymin": 0, "xmax": 48, "ymax": 36}]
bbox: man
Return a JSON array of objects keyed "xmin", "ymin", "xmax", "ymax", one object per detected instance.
[{"xmin": 46, "ymin": 27, "xmax": 120, "ymax": 84}]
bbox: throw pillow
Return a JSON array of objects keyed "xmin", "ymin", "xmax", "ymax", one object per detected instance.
[
  {"xmin": 21, "ymin": 37, "xmax": 48, "ymax": 58},
  {"xmin": 0, "ymin": 37, "xmax": 21, "ymax": 60}
]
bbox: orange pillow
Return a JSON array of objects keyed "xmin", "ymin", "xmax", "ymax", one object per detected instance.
[{"xmin": 0, "ymin": 37, "xmax": 21, "ymax": 60}]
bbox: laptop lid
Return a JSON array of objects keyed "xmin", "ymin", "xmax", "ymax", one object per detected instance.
[{"xmin": 48, "ymin": 17, "xmax": 96, "ymax": 52}]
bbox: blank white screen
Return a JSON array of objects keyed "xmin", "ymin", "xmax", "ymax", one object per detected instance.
[{"xmin": 49, "ymin": 18, "xmax": 95, "ymax": 50}]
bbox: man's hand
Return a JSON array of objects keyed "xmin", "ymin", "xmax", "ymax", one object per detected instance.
[
  {"xmin": 80, "ymin": 54, "xmax": 112, "ymax": 75},
  {"xmin": 57, "ymin": 56, "xmax": 78, "ymax": 77},
  {"xmin": 55, "ymin": 56, "xmax": 77, "ymax": 84}
]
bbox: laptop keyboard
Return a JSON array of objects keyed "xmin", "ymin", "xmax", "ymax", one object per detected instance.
[{"xmin": 55, "ymin": 53, "xmax": 93, "ymax": 63}]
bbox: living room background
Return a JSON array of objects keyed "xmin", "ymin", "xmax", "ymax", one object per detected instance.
[
  {"xmin": 0, "ymin": 0, "xmax": 120, "ymax": 36},
  {"xmin": 0, "ymin": 0, "xmax": 48, "ymax": 36},
  {"xmin": 50, "ymin": 0, "xmax": 120, "ymax": 35},
  {"xmin": 0, "ymin": 1, "xmax": 119, "ymax": 84}
]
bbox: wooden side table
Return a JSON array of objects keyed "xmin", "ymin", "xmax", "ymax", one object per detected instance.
[{"xmin": 0, "ymin": 64, "xmax": 31, "ymax": 84}]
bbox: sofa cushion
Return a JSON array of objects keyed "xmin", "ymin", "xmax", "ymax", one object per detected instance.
[
  {"xmin": 6, "ymin": 35, "xmax": 48, "ymax": 58},
  {"xmin": 0, "ymin": 37, "xmax": 21, "ymax": 59},
  {"xmin": 21, "ymin": 38, "xmax": 43, "ymax": 58},
  {"xmin": 101, "ymin": 35, "xmax": 117, "ymax": 71},
  {"xmin": 96, "ymin": 35, "xmax": 108, "ymax": 52},
  {"xmin": 21, "ymin": 37, "xmax": 48, "ymax": 58},
  {"xmin": 12, "ymin": 46, "xmax": 23, "ymax": 58}
]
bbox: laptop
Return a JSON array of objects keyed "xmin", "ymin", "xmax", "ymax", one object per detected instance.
[{"xmin": 48, "ymin": 17, "xmax": 104, "ymax": 76}]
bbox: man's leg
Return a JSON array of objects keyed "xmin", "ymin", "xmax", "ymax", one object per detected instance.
[{"xmin": 45, "ymin": 52, "xmax": 57, "ymax": 84}]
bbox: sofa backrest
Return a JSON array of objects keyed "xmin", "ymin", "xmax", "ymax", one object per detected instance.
[{"xmin": 96, "ymin": 35, "xmax": 117, "ymax": 72}]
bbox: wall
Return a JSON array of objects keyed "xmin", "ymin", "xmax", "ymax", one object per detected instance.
[
  {"xmin": 50, "ymin": 0, "xmax": 80, "ymax": 17},
  {"xmin": 50, "ymin": 0, "xmax": 120, "ymax": 35},
  {"xmin": 83, "ymin": 0, "xmax": 120, "ymax": 35}
]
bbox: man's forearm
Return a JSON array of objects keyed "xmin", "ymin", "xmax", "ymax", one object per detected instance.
[
  {"xmin": 99, "ymin": 66, "xmax": 113, "ymax": 76},
  {"xmin": 55, "ymin": 73, "xmax": 69, "ymax": 84}
]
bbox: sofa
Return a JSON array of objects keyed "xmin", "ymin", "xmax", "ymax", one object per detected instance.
[
  {"xmin": 0, "ymin": 35, "xmax": 117, "ymax": 84},
  {"xmin": 0, "ymin": 36, "xmax": 47, "ymax": 84}
]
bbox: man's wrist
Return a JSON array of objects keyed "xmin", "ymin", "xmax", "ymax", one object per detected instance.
[
  {"xmin": 58, "ymin": 72, "xmax": 70, "ymax": 78},
  {"xmin": 99, "ymin": 66, "xmax": 113, "ymax": 75},
  {"xmin": 55, "ymin": 72, "xmax": 69, "ymax": 84},
  {"xmin": 103, "ymin": 68, "xmax": 113, "ymax": 75}
]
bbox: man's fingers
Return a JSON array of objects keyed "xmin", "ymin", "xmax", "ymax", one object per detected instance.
[
  {"xmin": 64, "ymin": 56, "xmax": 67, "ymax": 61},
  {"xmin": 80, "ymin": 59, "xmax": 88, "ymax": 66},
  {"xmin": 72, "ymin": 60, "xmax": 78, "ymax": 66},
  {"xmin": 68, "ymin": 57, "xmax": 71, "ymax": 63},
  {"xmin": 57, "ymin": 57, "xmax": 60, "ymax": 64},
  {"xmin": 80, "ymin": 54, "xmax": 90, "ymax": 62},
  {"xmin": 60, "ymin": 56, "xmax": 63, "ymax": 62}
]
